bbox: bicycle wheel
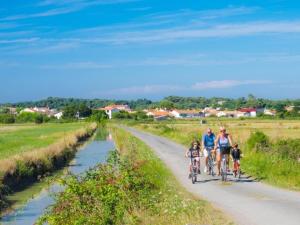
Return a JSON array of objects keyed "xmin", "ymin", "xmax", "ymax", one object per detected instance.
[
  {"xmin": 192, "ymin": 170, "xmax": 197, "ymax": 184},
  {"xmin": 211, "ymin": 165, "xmax": 215, "ymax": 177},
  {"xmin": 238, "ymin": 168, "xmax": 241, "ymax": 179},
  {"xmin": 222, "ymin": 159, "xmax": 227, "ymax": 181},
  {"xmin": 224, "ymin": 160, "xmax": 228, "ymax": 181},
  {"xmin": 210, "ymin": 157, "xmax": 215, "ymax": 176}
]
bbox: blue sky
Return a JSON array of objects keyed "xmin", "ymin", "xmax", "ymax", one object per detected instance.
[{"xmin": 1, "ymin": 0, "xmax": 300, "ymax": 102}]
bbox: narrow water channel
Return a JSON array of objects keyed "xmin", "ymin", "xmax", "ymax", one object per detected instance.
[{"xmin": 1, "ymin": 130, "xmax": 114, "ymax": 225}]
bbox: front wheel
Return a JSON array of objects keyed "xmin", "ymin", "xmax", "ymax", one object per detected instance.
[
  {"xmin": 192, "ymin": 174, "xmax": 197, "ymax": 184},
  {"xmin": 221, "ymin": 160, "xmax": 227, "ymax": 181}
]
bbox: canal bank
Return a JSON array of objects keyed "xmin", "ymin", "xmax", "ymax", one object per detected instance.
[
  {"xmin": 0, "ymin": 123, "xmax": 97, "ymax": 213},
  {"xmin": 1, "ymin": 128, "xmax": 114, "ymax": 224}
]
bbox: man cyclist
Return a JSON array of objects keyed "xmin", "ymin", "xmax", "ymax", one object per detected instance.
[
  {"xmin": 185, "ymin": 141, "xmax": 201, "ymax": 178},
  {"xmin": 202, "ymin": 128, "xmax": 215, "ymax": 174},
  {"xmin": 214, "ymin": 126, "xmax": 233, "ymax": 176}
]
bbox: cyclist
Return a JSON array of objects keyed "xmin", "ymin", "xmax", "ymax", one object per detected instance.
[
  {"xmin": 231, "ymin": 143, "xmax": 242, "ymax": 174},
  {"xmin": 202, "ymin": 128, "xmax": 215, "ymax": 174},
  {"xmin": 214, "ymin": 126, "xmax": 233, "ymax": 176},
  {"xmin": 185, "ymin": 141, "xmax": 201, "ymax": 178}
]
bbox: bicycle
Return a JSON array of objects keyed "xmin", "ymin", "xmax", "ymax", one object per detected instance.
[
  {"xmin": 233, "ymin": 159, "xmax": 241, "ymax": 179},
  {"xmin": 206, "ymin": 147, "xmax": 215, "ymax": 176},
  {"xmin": 190, "ymin": 157, "xmax": 199, "ymax": 184},
  {"xmin": 220, "ymin": 147, "xmax": 231, "ymax": 182}
]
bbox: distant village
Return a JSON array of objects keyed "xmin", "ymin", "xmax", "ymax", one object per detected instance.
[
  {"xmin": 100, "ymin": 104, "xmax": 279, "ymax": 120},
  {"xmin": 3, "ymin": 104, "xmax": 285, "ymax": 121}
]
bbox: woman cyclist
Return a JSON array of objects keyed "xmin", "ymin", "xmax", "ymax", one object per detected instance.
[{"xmin": 214, "ymin": 126, "xmax": 233, "ymax": 176}]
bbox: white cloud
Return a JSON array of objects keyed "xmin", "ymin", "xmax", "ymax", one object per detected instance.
[
  {"xmin": 192, "ymin": 80, "xmax": 271, "ymax": 90},
  {"xmin": 106, "ymin": 84, "xmax": 184, "ymax": 95},
  {"xmin": 105, "ymin": 80, "xmax": 271, "ymax": 96},
  {"xmin": 65, "ymin": 20, "xmax": 300, "ymax": 46},
  {"xmin": 1, "ymin": 8, "xmax": 79, "ymax": 21},
  {"xmin": 41, "ymin": 61, "xmax": 112, "ymax": 69},
  {"xmin": 0, "ymin": 38, "xmax": 40, "ymax": 44},
  {"xmin": 149, "ymin": 6, "xmax": 259, "ymax": 21},
  {"xmin": 1, "ymin": 0, "xmax": 137, "ymax": 21}
]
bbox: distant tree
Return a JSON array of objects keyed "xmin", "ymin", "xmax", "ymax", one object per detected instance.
[
  {"xmin": 0, "ymin": 107, "xmax": 9, "ymax": 114},
  {"xmin": 63, "ymin": 105, "xmax": 78, "ymax": 119},
  {"xmin": 112, "ymin": 110, "xmax": 132, "ymax": 119},
  {"xmin": 159, "ymin": 100, "xmax": 174, "ymax": 110},
  {"xmin": 89, "ymin": 110, "xmax": 108, "ymax": 122},
  {"xmin": 133, "ymin": 111, "xmax": 148, "ymax": 120},
  {"xmin": 78, "ymin": 103, "xmax": 92, "ymax": 117},
  {"xmin": 273, "ymin": 103, "xmax": 286, "ymax": 113}
]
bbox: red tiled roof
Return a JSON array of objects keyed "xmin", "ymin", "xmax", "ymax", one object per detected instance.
[
  {"xmin": 148, "ymin": 110, "xmax": 170, "ymax": 117},
  {"xmin": 238, "ymin": 108, "xmax": 256, "ymax": 113}
]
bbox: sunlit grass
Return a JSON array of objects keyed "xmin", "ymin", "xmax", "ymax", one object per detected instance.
[{"xmin": 0, "ymin": 123, "xmax": 90, "ymax": 159}]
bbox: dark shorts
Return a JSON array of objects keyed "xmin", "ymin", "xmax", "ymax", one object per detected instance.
[{"xmin": 220, "ymin": 146, "xmax": 231, "ymax": 155}]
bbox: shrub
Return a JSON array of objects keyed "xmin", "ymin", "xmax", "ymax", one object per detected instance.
[
  {"xmin": 0, "ymin": 114, "xmax": 15, "ymax": 124},
  {"xmin": 16, "ymin": 112, "xmax": 38, "ymax": 123},
  {"xmin": 35, "ymin": 114, "xmax": 44, "ymax": 124},
  {"xmin": 89, "ymin": 110, "xmax": 108, "ymax": 123},
  {"xmin": 274, "ymin": 139, "xmax": 300, "ymax": 161},
  {"xmin": 38, "ymin": 150, "xmax": 157, "ymax": 225},
  {"xmin": 246, "ymin": 131, "xmax": 270, "ymax": 151}
]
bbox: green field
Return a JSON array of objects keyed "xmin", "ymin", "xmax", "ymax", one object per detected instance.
[
  {"xmin": 0, "ymin": 122, "xmax": 90, "ymax": 159},
  {"xmin": 132, "ymin": 118, "xmax": 300, "ymax": 190}
]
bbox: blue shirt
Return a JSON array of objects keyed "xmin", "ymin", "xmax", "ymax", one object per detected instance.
[{"xmin": 202, "ymin": 133, "xmax": 215, "ymax": 148}]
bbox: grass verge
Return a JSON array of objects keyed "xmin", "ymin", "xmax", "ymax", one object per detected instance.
[
  {"xmin": 38, "ymin": 126, "xmax": 233, "ymax": 225},
  {"xmin": 0, "ymin": 123, "xmax": 91, "ymax": 159}
]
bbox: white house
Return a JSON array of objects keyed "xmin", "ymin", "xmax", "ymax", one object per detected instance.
[
  {"xmin": 99, "ymin": 104, "xmax": 131, "ymax": 119},
  {"xmin": 20, "ymin": 108, "xmax": 36, "ymax": 113},
  {"xmin": 170, "ymin": 109, "xmax": 203, "ymax": 118},
  {"xmin": 146, "ymin": 109, "xmax": 170, "ymax": 120},
  {"xmin": 216, "ymin": 110, "xmax": 238, "ymax": 118},
  {"xmin": 54, "ymin": 112, "xmax": 63, "ymax": 119},
  {"xmin": 237, "ymin": 108, "xmax": 257, "ymax": 118},
  {"xmin": 216, "ymin": 111, "xmax": 227, "ymax": 117},
  {"xmin": 264, "ymin": 109, "xmax": 276, "ymax": 116},
  {"xmin": 203, "ymin": 108, "xmax": 218, "ymax": 117}
]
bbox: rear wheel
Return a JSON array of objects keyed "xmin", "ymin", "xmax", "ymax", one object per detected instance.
[
  {"xmin": 211, "ymin": 167, "xmax": 215, "ymax": 177},
  {"xmin": 238, "ymin": 168, "xmax": 241, "ymax": 179}
]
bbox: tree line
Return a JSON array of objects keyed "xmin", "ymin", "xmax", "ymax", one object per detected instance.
[
  {"xmin": 1, "ymin": 95, "xmax": 300, "ymax": 124},
  {"xmin": 2, "ymin": 95, "xmax": 300, "ymax": 111}
]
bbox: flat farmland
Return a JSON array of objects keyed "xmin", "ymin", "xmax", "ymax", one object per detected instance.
[{"xmin": 0, "ymin": 123, "xmax": 91, "ymax": 159}]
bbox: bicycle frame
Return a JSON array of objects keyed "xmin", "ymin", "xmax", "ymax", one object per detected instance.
[
  {"xmin": 221, "ymin": 153, "xmax": 229, "ymax": 181},
  {"xmin": 206, "ymin": 148, "xmax": 215, "ymax": 176}
]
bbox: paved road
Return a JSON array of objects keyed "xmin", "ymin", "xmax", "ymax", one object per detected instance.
[{"xmin": 125, "ymin": 127, "xmax": 300, "ymax": 225}]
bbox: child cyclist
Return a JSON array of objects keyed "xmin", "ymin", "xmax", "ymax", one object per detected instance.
[
  {"xmin": 185, "ymin": 141, "xmax": 201, "ymax": 178},
  {"xmin": 231, "ymin": 143, "xmax": 242, "ymax": 176}
]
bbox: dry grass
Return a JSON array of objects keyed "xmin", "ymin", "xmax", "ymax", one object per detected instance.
[
  {"xmin": 136, "ymin": 119, "xmax": 300, "ymax": 146},
  {"xmin": 0, "ymin": 123, "xmax": 97, "ymax": 184}
]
